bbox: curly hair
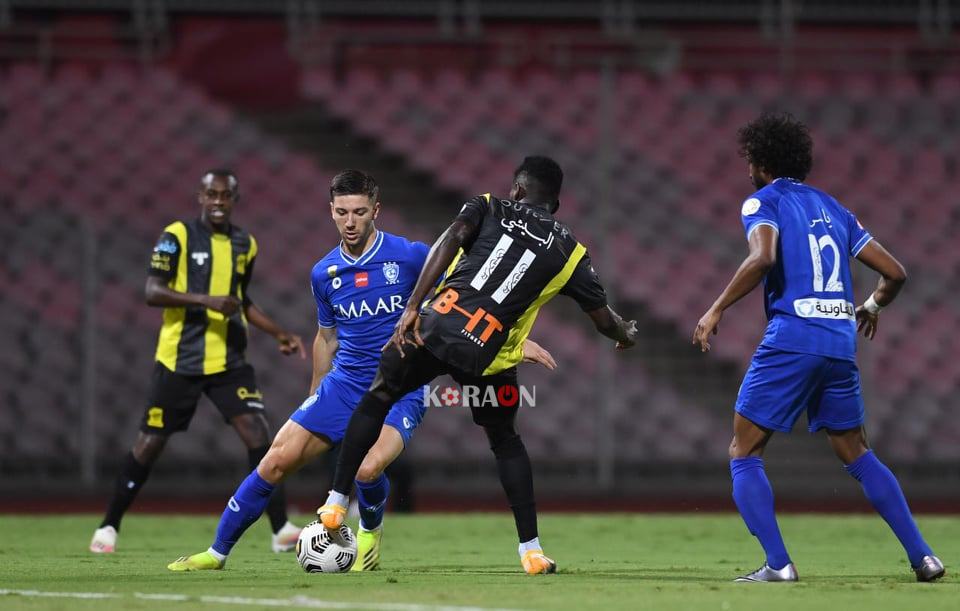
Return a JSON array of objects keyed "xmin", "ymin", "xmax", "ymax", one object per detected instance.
[{"xmin": 737, "ymin": 112, "xmax": 813, "ymax": 181}]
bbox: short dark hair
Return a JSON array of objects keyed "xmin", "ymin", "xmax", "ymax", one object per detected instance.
[
  {"xmin": 737, "ymin": 112, "xmax": 813, "ymax": 181},
  {"xmin": 514, "ymin": 156, "xmax": 563, "ymax": 205},
  {"xmin": 330, "ymin": 169, "xmax": 379, "ymax": 202},
  {"xmin": 201, "ymin": 168, "xmax": 239, "ymax": 190}
]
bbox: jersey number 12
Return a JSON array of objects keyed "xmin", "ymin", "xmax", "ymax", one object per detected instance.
[{"xmin": 808, "ymin": 234, "xmax": 844, "ymax": 293}]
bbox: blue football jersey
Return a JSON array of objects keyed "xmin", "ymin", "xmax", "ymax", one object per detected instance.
[
  {"xmin": 310, "ymin": 231, "xmax": 430, "ymax": 383},
  {"xmin": 741, "ymin": 178, "xmax": 873, "ymax": 361}
]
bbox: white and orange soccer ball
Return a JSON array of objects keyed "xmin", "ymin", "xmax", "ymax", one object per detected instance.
[{"xmin": 295, "ymin": 520, "xmax": 357, "ymax": 573}]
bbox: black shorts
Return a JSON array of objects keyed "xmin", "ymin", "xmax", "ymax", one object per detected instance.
[
  {"xmin": 140, "ymin": 362, "xmax": 266, "ymax": 435},
  {"xmin": 371, "ymin": 340, "xmax": 520, "ymax": 428}
]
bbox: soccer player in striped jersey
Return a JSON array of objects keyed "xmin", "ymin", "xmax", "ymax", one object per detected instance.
[
  {"xmin": 167, "ymin": 169, "xmax": 557, "ymax": 572},
  {"xmin": 90, "ymin": 170, "xmax": 306, "ymax": 554},
  {"xmin": 318, "ymin": 157, "xmax": 638, "ymax": 574},
  {"xmin": 693, "ymin": 113, "xmax": 943, "ymax": 582}
]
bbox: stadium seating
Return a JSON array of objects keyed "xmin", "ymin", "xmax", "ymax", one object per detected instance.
[
  {"xmin": 0, "ymin": 62, "xmax": 345, "ymax": 474},
  {"xmin": 301, "ymin": 65, "xmax": 960, "ymax": 461},
  {"xmin": 0, "ymin": 62, "xmax": 727, "ymax": 484},
  {"xmin": 2, "ymin": 59, "xmax": 957, "ymax": 482}
]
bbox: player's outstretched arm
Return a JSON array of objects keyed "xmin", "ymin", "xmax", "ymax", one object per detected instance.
[
  {"xmin": 244, "ymin": 303, "xmax": 306, "ymax": 358},
  {"xmin": 692, "ymin": 224, "xmax": 777, "ymax": 352},
  {"xmin": 853, "ymin": 240, "xmax": 907, "ymax": 340},
  {"xmin": 310, "ymin": 326, "xmax": 338, "ymax": 393},
  {"xmin": 387, "ymin": 219, "xmax": 478, "ymax": 356},
  {"xmin": 586, "ymin": 306, "xmax": 638, "ymax": 349},
  {"xmin": 144, "ymin": 276, "xmax": 241, "ymax": 315}
]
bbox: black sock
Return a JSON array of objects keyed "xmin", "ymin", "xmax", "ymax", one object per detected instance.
[
  {"xmin": 100, "ymin": 452, "xmax": 152, "ymax": 531},
  {"xmin": 490, "ymin": 431, "xmax": 538, "ymax": 542},
  {"xmin": 248, "ymin": 446, "xmax": 288, "ymax": 533},
  {"xmin": 332, "ymin": 392, "xmax": 392, "ymax": 495}
]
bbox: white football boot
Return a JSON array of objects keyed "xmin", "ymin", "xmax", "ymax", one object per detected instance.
[
  {"xmin": 734, "ymin": 562, "xmax": 799, "ymax": 582},
  {"xmin": 271, "ymin": 521, "xmax": 302, "ymax": 553},
  {"xmin": 914, "ymin": 555, "xmax": 945, "ymax": 582},
  {"xmin": 89, "ymin": 526, "xmax": 117, "ymax": 553}
]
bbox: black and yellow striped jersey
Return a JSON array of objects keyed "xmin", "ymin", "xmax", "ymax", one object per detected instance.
[
  {"xmin": 419, "ymin": 194, "xmax": 608, "ymax": 376},
  {"xmin": 148, "ymin": 218, "xmax": 258, "ymax": 376}
]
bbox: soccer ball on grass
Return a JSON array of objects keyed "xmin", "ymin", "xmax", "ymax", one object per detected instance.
[{"xmin": 295, "ymin": 520, "xmax": 357, "ymax": 573}]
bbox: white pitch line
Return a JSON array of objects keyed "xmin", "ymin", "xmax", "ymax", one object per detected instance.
[
  {"xmin": 0, "ymin": 589, "xmax": 525, "ymax": 611},
  {"xmin": 135, "ymin": 592, "xmax": 191, "ymax": 601},
  {"xmin": 0, "ymin": 589, "xmax": 118, "ymax": 599}
]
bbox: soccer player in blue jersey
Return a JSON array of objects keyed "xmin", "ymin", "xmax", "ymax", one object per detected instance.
[
  {"xmin": 168, "ymin": 170, "xmax": 555, "ymax": 572},
  {"xmin": 318, "ymin": 157, "xmax": 637, "ymax": 575},
  {"xmin": 693, "ymin": 112, "xmax": 944, "ymax": 583}
]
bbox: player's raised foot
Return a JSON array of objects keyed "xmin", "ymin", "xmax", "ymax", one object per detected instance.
[
  {"xmin": 317, "ymin": 503, "xmax": 346, "ymax": 530},
  {"xmin": 89, "ymin": 526, "xmax": 117, "ymax": 554},
  {"xmin": 914, "ymin": 555, "xmax": 945, "ymax": 582},
  {"xmin": 734, "ymin": 563, "xmax": 798, "ymax": 582},
  {"xmin": 167, "ymin": 551, "xmax": 225, "ymax": 572},
  {"xmin": 351, "ymin": 526, "xmax": 383, "ymax": 572},
  {"xmin": 521, "ymin": 550, "xmax": 557, "ymax": 575},
  {"xmin": 271, "ymin": 521, "xmax": 302, "ymax": 553}
]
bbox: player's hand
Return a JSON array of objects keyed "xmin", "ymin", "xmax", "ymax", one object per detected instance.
[
  {"xmin": 855, "ymin": 305, "xmax": 879, "ymax": 340},
  {"xmin": 616, "ymin": 319, "xmax": 638, "ymax": 350},
  {"xmin": 693, "ymin": 308, "xmax": 722, "ymax": 352},
  {"xmin": 277, "ymin": 332, "xmax": 306, "ymax": 358},
  {"xmin": 384, "ymin": 307, "xmax": 423, "ymax": 357},
  {"xmin": 522, "ymin": 339, "xmax": 557, "ymax": 370},
  {"xmin": 205, "ymin": 295, "xmax": 241, "ymax": 316}
]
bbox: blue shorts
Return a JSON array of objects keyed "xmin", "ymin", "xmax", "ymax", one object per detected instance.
[
  {"xmin": 735, "ymin": 345, "xmax": 865, "ymax": 433},
  {"xmin": 289, "ymin": 371, "xmax": 426, "ymax": 446}
]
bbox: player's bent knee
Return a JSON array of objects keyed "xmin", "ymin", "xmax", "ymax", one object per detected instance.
[
  {"xmin": 355, "ymin": 459, "xmax": 386, "ymax": 483},
  {"xmin": 369, "ymin": 389, "xmax": 395, "ymax": 408},
  {"xmin": 133, "ymin": 433, "xmax": 168, "ymax": 464},
  {"xmin": 826, "ymin": 429, "xmax": 869, "ymax": 465},
  {"xmin": 257, "ymin": 447, "xmax": 294, "ymax": 484},
  {"xmin": 728, "ymin": 437, "xmax": 743, "ymax": 460},
  {"xmin": 728, "ymin": 444, "xmax": 761, "ymax": 460},
  {"xmin": 234, "ymin": 413, "xmax": 272, "ymax": 448},
  {"xmin": 485, "ymin": 427, "xmax": 525, "ymax": 459}
]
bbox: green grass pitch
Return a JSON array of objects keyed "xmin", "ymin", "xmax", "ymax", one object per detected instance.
[{"xmin": 0, "ymin": 513, "xmax": 956, "ymax": 610}]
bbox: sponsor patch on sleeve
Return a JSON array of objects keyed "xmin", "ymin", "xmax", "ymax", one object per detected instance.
[{"xmin": 741, "ymin": 198, "xmax": 762, "ymax": 216}]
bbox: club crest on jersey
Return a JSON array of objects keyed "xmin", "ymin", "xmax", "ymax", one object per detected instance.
[
  {"xmin": 354, "ymin": 272, "xmax": 369, "ymax": 288},
  {"xmin": 382, "ymin": 261, "xmax": 400, "ymax": 285}
]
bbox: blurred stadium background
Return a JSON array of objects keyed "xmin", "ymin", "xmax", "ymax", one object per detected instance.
[{"xmin": 1, "ymin": 0, "xmax": 958, "ymax": 511}]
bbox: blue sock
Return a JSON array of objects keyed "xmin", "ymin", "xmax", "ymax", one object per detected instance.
[
  {"xmin": 211, "ymin": 470, "xmax": 275, "ymax": 556},
  {"xmin": 845, "ymin": 450, "xmax": 933, "ymax": 567},
  {"xmin": 355, "ymin": 474, "xmax": 390, "ymax": 531},
  {"xmin": 730, "ymin": 457, "xmax": 791, "ymax": 570}
]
